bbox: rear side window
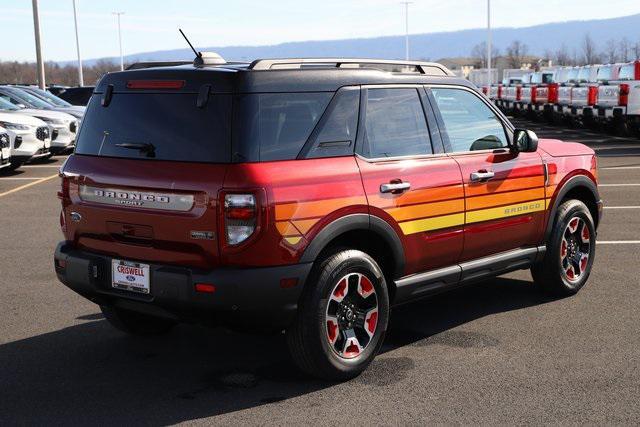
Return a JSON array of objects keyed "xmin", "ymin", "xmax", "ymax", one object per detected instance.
[
  {"xmin": 431, "ymin": 88, "xmax": 508, "ymax": 152},
  {"xmin": 76, "ymin": 93, "xmax": 232, "ymax": 163},
  {"xmin": 361, "ymin": 88, "xmax": 432, "ymax": 158},
  {"xmin": 235, "ymin": 92, "xmax": 332, "ymax": 162},
  {"xmin": 618, "ymin": 65, "xmax": 635, "ymax": 80}
]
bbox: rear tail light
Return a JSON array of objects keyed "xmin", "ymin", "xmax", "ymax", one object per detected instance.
[
  {"xmin": 531, "ymin": 85, "xmax": 537, "ymax": 104},
  {"xmin": 516, "ymin": 86, "xmax": 522, "ymax": 101},
  {"xmin": 57, "ymin": 176, "xmax": 70, "ymax": 200},
  {"xmin": 497, "ymin": 85, "xmax": 503, "ymax": 99},
  {"xmin": 548, "ymin": 83, "xmax": 559, "ymax": 104},
  {"xmin": 482, "ymin": 86, "xmax": 488, "ymax": 95},
  {"xmin": 634, "ymin": 60, "xmax": 640, "ymax": 80},
  {"xmin": 224, "ymin": 193, "xmax": 257, "ymax": 245},
  {"xmin": 195, "ymin": 283, "xmax": 216, "ymax": 293},
  {"xmin": 587, "ymin": 86, "xmax": 598, "ymax": 106},
  {"xmin": 619, "ymin": 83, "xmax": 630, "ymax": 107}
]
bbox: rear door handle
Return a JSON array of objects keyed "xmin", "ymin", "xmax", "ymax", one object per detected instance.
[
  {"xmin": 380, "ymin": 181, "xmax": 411, "ymax": 194},
  {"xmin": 470, "ymin": 171, "xmax": 495, "ymax": 182}
]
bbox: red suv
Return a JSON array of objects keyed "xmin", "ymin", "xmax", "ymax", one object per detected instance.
[{"xmin": 54, "ymin": 57, "xmax": 602, "ymax": 380}]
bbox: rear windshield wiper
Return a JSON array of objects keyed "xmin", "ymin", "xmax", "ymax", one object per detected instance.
[{"xmin": 115, "ymin": 142, "xmax": 156, "ymax": 158}]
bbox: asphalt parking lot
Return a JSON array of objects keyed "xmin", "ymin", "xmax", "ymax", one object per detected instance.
[{"xmin": 1, "ymin": 122, "xmax": 639, "ymax": 424}]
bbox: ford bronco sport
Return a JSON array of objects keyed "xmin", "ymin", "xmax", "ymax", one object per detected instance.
[{"xmin": 54, "ymin": 56, "xmax": 602, "ymax": 380}]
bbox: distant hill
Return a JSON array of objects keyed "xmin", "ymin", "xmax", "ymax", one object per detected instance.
[{"xmin": 73, "ymin": 13, "xmax": 640, "ymax": 66}]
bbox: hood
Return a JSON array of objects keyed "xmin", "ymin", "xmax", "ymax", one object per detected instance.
[
  {"xmin": 537, "ymin": 139, "xmax": 595, "ymax": 157},
  {"xmin": 52, "ymin": 107, "xmax": 84, "ymax": 119},
  {"xmin": 0, "ymin": 111, "xmax": 48, "ymax": 127},
  {"xmin": 19, "ymin": 108, "xmax": 76, "ymax": 123}
]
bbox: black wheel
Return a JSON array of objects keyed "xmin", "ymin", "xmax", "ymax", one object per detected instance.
[
  {"xmin": 100, "ymin": 305, "xmax": 176, "ymax": 336},
  {"xmin": 532, "ymin": 200, "xmax": 596, "ymax": 296},
  {"xmin": 286, "ymin": 250, "xmax": 389, "ymax": 381}
]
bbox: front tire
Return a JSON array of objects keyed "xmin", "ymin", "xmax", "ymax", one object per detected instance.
[
  {"xmin": 286, "ymin": 250, "xmax": 390, "ymax": 381},
  {"xmin": 532, "ymin": 199, "xmax": 596, "ymax": 296},
  {"xmin": 100, "ymin": 305, "xmax": 176, "ymax": 336}
]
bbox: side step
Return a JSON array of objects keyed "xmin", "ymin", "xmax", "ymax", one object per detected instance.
[{"xmin": 393, "ymin": 246, "xmax": 545, "ymax": 305}]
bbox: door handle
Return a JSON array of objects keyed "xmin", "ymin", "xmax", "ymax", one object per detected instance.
[
  {"xmin": 470, "ymin": 171, "xmax": 495, "ymax": 182},
  {"xmin": 380, "ymin": 181, "xmax": 411, "ymax": 194}
]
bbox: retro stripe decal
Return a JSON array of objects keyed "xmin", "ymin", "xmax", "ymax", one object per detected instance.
[
  {"xmin": 399, "ymin": 213, "xmax": 465, "ymax": 235},
  {"xmin": 465, "ymin": 199, "xmax": 546, "ymax": 224}
]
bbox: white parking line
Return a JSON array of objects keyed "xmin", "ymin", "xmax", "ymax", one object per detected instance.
[
  {"xmin": 599, "ymin": 184, "xmax": 640, "ymax": 187},
  {"xmin": 0, "ymin": 177, "xmax": 47, "ymax": 180},
  {"xmin": 601, "ymin": 166, "xmax": 640, "ymax": 170},
  {"xmin": 21, "ymin": 165, "xmax": 63, "ymax": 168},
  {"xmin": 0, "ymin": 174, "xmax": 58, "ymax": 198},
  {"xmin": 604, "ymin": 206, "xmax": 640, "ymax": 209},
  {"xmin": 598, "ymin": 241, "xmax": 640, "ymax": 244}
]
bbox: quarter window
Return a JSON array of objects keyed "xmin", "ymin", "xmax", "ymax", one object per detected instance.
[
  {"xmin": 362, "ymin": 88, "xmax": 432, "ymax": 158},
  {"xmin": 431, "ymin": 88, "xmax": 508, "ymax": 153}
]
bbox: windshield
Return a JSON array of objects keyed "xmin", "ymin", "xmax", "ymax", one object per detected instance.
[
  {"xmin": 577, "ymin": 67, "xmax": 594, "ymax": 82},
  {"xmin": 597, "ymin": 66, "xmax": 613, "ymax": 81},
  {"xmin": 1, "ymin": 87, "xmax": 53, "ymax": 109},
  {"xmin": 0, "ymin": 97, "xmax": 20, "ymax": 111},
  {"xmin": 76, "ymin": 93, "xmax": 231, "ymax": 163},
  {"xmin": 24, "ymin": 87, "xmax": 73, "ymax": 107},
  {"xmin": 618, "ymin": 64, "xmax": 636, "ymax": 80}
]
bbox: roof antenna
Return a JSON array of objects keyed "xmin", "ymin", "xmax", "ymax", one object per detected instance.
[{"xmin": 179, "ymin": 28, "xmax": 203, "ymax": 66}]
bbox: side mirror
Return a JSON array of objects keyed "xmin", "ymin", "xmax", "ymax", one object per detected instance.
[{"xmin": 512, "ymin": 129, "xmax": 538, "ymax": 153}]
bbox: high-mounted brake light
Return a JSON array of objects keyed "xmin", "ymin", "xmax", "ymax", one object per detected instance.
[
  {"xmin": 619, "ymin": 83, "xmax": 630, "ymax": 107},
  {"xmin": 126, "ymin": 80, "xmax": 185, "ymax": 89}
]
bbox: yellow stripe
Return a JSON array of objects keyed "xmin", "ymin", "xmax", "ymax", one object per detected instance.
[
  {"xmin": 399, "ymin": 213, "xmax": 465, "ymax": 235},
  {"xmin": 284, "ymin": 236, "xmax": 303, "ymax": 245},
  {"xmin": 0, "ymin": 174, "xmax": 58, "ymax": 198},
  {"xmin": 466, "ymin": 199, "xmax": 546, "ymax": 224},
  {"xmin": 386, "ymin": 198, "xmax": 464, "ymax": 222},
  {"xmin": 466, "ymin": 187, "xmax": 545, "ymax": 211}
]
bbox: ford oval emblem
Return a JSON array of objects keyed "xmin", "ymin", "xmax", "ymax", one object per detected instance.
[
  {"xmin": 70, "ymin": 212, "xmax": 82, "ymax": 222},
  {"xmin": 126, "ymin": 275, "xmax": 136, "ymax": 281}
]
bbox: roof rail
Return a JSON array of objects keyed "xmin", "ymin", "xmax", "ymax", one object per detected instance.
[{"xmin": 248, "ymin": 58, "xmax": 454, "ymax": 76}]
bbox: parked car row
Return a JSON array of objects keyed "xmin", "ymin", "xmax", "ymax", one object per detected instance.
[
  {"xmin": 482, "ymin": 60, "xmax": 640, "ymax": 136},
  {"xmin": 0, "ymin": 85, "xmax": 85, "ymax": 172}
]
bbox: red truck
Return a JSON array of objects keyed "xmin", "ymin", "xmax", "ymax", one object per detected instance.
[{"xmin": 54, "ymin": 56, "xmax": 602, "ymax": 380}]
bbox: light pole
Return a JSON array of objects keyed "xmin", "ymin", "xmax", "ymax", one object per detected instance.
[
  {"xmin": 487, "ymin": 0, "xmax": 492, "ymax": 86},
  {"xmin": 113, "ymin": 11, "xmax": 125, "ymax": 71},
  {"xmin": 32, "ymin": 0, "xmax": 46, "ymax": 89},
  {"xmin": 401, "ymin": 2, "xmax": 413, "ymax": 60},
  {"xmin": 72, "ymin": 0, "xmax": 83, "ymax": 86}
]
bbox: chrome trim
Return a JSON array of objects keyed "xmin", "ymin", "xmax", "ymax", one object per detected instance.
[
  {"xmin": 470, "ymin": 171, "xmax": 495, "ymax": 182},
  {"xmin": 79, "ymin": 185, "xmax": 195, "ymax": 212},
  {"xmin": 380, "ymin": 182, "xmax": 411, "ymax": 193}
]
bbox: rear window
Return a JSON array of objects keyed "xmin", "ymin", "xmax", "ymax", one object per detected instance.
[
  {"xmin": 597, "ymin": 66, "xmax": 613, "ymax": 81},
  {"xmin": 76, "ymin": 93, "xmax": 232, "ymax": 163},
  {"xmin": 618, "ymin": 65, "xmax": 635, "ymax": 80},
  {"xmin": 233, "ymin": 92, "xmax": 332, "ymax": 161}
]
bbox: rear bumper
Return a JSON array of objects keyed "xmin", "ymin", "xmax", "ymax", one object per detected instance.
[{"xmin": 54, "ymin": 241, "xmax": 312, "ymax": 330}]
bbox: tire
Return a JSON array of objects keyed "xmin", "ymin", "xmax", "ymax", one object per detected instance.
[
  {"xmin": 286, "ymin": 249, "xmax": 390, "ymax": 381},
  {"xmin": 532, "ymin": 199, "xmax": 596, "ymax": 296},
  {"xmin": 100, "ymin": 305, "xmax": 176, "ymax": 336}
]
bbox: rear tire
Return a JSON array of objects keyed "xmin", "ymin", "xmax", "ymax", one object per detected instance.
[
  {"xmin": 286, "ymin": 250, "xmax": 389, "ymax": 381},
  {"xmin": 100, "ymin": 305, "xmax": 176, "ymax": 336},
  {"xmin": 532, "ymin": 199, "xmax": 596, "ymax": 296}
]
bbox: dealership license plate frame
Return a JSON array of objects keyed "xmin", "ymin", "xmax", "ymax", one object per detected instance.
[{"xmin": 111, "ymin": 259, "xmax": 151, "ymax": 294}]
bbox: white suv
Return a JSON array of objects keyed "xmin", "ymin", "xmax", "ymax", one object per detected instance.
[
  {"xmin": 0, "ymin": 107, "xmax": 51, "ymax": 171},
  {"xmin": 0, "ymin": 128, "xmax": 10, "ymax": 171}
]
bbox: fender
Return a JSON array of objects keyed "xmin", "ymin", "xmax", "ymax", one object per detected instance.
[
  {"xmin": 544, "ymin": 174, "xmax": 601, "ymax": 241},
  {"xmin": 299, "ymin": 214, "xmax": 405, "ymax": 278}
]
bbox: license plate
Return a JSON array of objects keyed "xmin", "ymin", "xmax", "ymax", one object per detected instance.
[
  {"xmin": 1, "ymin": 148, "xmax": 8, "ymax": 161},
  {"xmin": 44, "ymin": 139, "xmax": 50, "ymax": 149},
  {"xmin": 112, "ymin": 259, "xmax": 150, "ymax": 294}
]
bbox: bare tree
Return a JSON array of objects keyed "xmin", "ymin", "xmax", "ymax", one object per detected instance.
[
  {"xmin": 582, "ymin": 33, "xmax": 600, "ymax": 65},
  {"xmin": 505, "ymin": 40, "xmax": 529, "ymax": 68},
  {"xmin": 619, "ymin": 37, "xmax": 631, "ymax": 62},
  {"xmin": 632, "ymin": 40, "xmax": 640, "ymax": 59},
  {"xmin": 604, "ymin": 39, "xmax": 618, "ymax": 63},
  {"xmin": 470, "ymin": 42, "xmax": 500, "ymax": 68},
  {"xmin": 554, "ymin": 44, "xmax": 573, "ymax": 66},
  {"xmin": 0, "ymin": 59, "xmax": 121, "ymax": 86}
]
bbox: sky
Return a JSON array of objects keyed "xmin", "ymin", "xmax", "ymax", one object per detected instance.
[{"xmin": 2, "ymin": 0, "xmax": 640, "ymax": 62}]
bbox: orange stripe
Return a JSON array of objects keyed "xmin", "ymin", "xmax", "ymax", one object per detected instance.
[
  {"xmin": 464, "ymin": 175, "xmax": 544, "ymax": 196},
  {"xmin": 386, "ymin": 198, "xmax": 464, "ymax": 222},
  {"xmin": 275, "ymin": 221, "xmax": 299, "ymax": 236},
  {"xmin": 368, "ymin": 184, "xmax": 464, "ymax": 208},
  {"xmin": 292, "ymin": 218, "xmax": 318, "ymax": 234},
  {"xmin": 467, "ymin": 187, "xmax": 546, "ymax": 211},
  {"xmin": 275, "ymin": 195, "xmax": 366, "ymax": 221}
]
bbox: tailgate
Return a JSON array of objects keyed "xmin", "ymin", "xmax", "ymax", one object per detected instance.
[
  {"xmin": 571, "ymin": 87, "xmax": 589, "ymax": 106},
  {"xmin": 558, "ymin": 86, "xmax": 572, "ymax": 105},
  {"xmin": 597, "ymin": 85, "xmax": 620, "ymax": 108},
  {"xmin": 62, "ymin": 155, "xmax": 227, "ymax": 269}
]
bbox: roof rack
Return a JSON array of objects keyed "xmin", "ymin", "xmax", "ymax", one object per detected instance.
[{"xmin": 248, "ymin": 58, "xmax": 454, "ymax": 76}]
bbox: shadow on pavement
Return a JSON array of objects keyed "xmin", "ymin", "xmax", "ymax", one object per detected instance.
[{"xmin": 0, "ymin": 276, "xmax": 555, "ymax": 424}]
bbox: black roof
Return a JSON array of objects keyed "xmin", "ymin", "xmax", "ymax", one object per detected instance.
[{"xmin": 95, "ymin": 59, "xmax": 474, "ymax": 94}]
